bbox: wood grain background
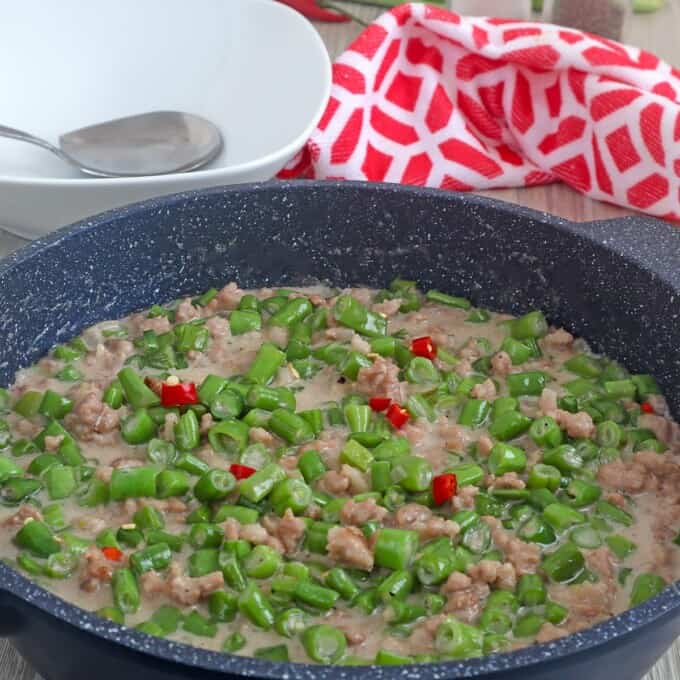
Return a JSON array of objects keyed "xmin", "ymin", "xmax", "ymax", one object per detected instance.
[{"xmin": 1, "ymin": 2, "xmax": 679, "ymax": 677}]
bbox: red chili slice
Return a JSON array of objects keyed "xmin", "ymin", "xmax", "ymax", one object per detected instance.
[
  {"xmin": 432, "ymin": 473, "xmax": 457, "ymax": 505},
  {"xmin": 386, "ymin": 403, "xmax": 410, "ymax": 429},
  {"xmin": 230, "ymin": 463, "xmax": 257, "ymax": 480},
  {"xmin": 640, "ymin": 401, "xmax": 655, "ymax": 414},
  {"xmin": 160, "ymin": 382, "xmax": 199, "ymax": 407},
  {"xmin": 411, "ymin": 336, "xmax": 437, "ymax": 360},
  {"xmin": 369, "ymin": 397, "xmax": 391, "ymax": 412},
  {"xmin": 102, "ymin": 546, "xmax": 123, "ymax": 562}
]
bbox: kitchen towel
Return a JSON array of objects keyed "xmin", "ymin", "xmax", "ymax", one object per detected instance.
[{"xmin": 280, "ymin": 3, "xmax": 680, "ymax": 220}]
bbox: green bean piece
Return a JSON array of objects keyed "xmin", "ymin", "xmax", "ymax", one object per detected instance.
[
  {"xmin": 95, "ymin": 528, "xmax": 119, "ymax": 549},
  {"xmin": 518, "ymin": 515, "xmax": 556, "ymax": 545},
  {"xmin": 208, "ymin": 419, "xmax": 250, "ymax": 455},
  {"xmin": 377, "ymin": 569, "xmax": 414, "ymax": 602},
  {"xmin": 44, "ymin": 463, "xmax": 76, "ymax": 500},
  {"xmin": 239, "ymin": 463, "xmax": 286, "ymax": 503},
  {"xmin": 194, "ymin": 469, "xmax": 236, "ymax": 503},
  {"xmin": 230, "ymin": 310, "xmax": 262, "ymax": 335},
  {"xmin": 238, "ymin": 582, "xmax": 275, "ymax": 629},
  {"xmin": 187, "ymin": 548, "xmax": 220, "ymax": 577},
  {"xmin": 434, "ymin": 617, "xmax": 483, "ymax": 658},
  {"xmin": 631, "ymin": 374, "xmax": 660, "ymax": 400},
  {"xmin": 213, "ymin": 504, "xmax": 259, "ymax": 524},
  {"xmin": 566, "ymin": 479, "xmax": 602, "ymax": 507},
  {"xmin": 339, "ymin": 439, "xmax": 374, "ymax": 472},
  {"xmin": 517, "ymin": 574, "xmax": 547, "ymax": 606},
  {"xmin": 606, "ymin": 534, "xmax": 637, "ymax": 559},
  {"xmin": 155, "ymin": 469, "xmax": 190, "ymax": 499},
  {"xmin": 244, "ymin": 544, "xmax": 282, "ymax": 579},
  {"xmin": 38, "ymin": 390, "xmax": 73, "ymax": 420},
  {"xmin": 543, "ymin": 503, "xmax": 586, "ymax": 530},
  {"xmin": 268, "ymin": 408, "xmax": 314, "ymax": 445},
  {"xmin": 596, "ymin": 500, "xmax": 634, "ymax": 526},
  {"xmin": 457, "ymin": 397, "xmax": 491, "ymax": 428},
  {"xmin": 488, "ymin": 443, "xmax": 527, "ymax": 475},
  {"xmin": 269, "ymin": 478, "xmax": 312, "ymax": 516},
  {"xmin": 542, "ymin": 543, "xmax": 585, "ymax": 583},
  {"xmin": 542, "ymin": 445, "xmax": 583, "ymax": 475},
  {"xmin": 245, "ymin": 342, "xmax": 286, "ymax": 384},
  {"xmin": 220, "ymin": 554, "xmax": 248, "ymax": 591},
  {"xmin": 254, "ymin": 644, "xmax": 290, "ymax": 663},
  {"xmin": 10, "ymin": 439, "xmax": 38, "ymax": 458},
  {"xmin": 294, "ymin": 581, "xmax": 340, "ymax": 610},
  {"xmin": 514, "ymin": 612, "xmax": 544, "ymax": 638},
  {"xmin": 14, "ymin": 520, "xmax": 61, "ymax": 557},
  {"xmin": 274, "ymin": 608, "xmax": 308, "ymax": 638},
  {"xmin": 121, "ymin": 409, "xmax": 157, "ymax": 445},
  {"xmin": 117, "ymin": 368, "xmax": 161, "ymax": 408},
  {"xmin": 246, "ymin": 385, "xmax": 295, "ymax": 411},
  {"xmin": 150, "ymin": 605, "xmax": 183, "ymax": 634},
  {"xmin": 223, "ymin": 632, "xmax": 246, "ymax": 653},
  {"xmin": 390, "ymin": 455, "xmax": 432, "ymax": 492},
  {"xmin": 109, "ymin": 466, "xmax": 158, "ymax": 501},
  {"xmin": 58, "ymin": 438, "xmax": 86, "ymax": 466},
  {"xmin": 208, "ymin": 591, "xmax": 237, "ymax": 623},
  {"xmin": 333, "ymin": 295, "xmax": 387, "ymax": 338},
  {"xmin": 449, "ymin": 463, "xmax": 484, "ymax": 487},
  {"xmin": 14, "ymin": 390, "xmax": 44, "ymax": 418},
  {"xmin": 189, "ymin": 523, "xmax": 224, "ymax": 550},
  {"xmin": 298, "ymin": 449, "xmax": 327, "ymax": 483},
  {"xmin": 630, "ymin": 573, "xmax": 667, "ymax": 607},
  {"xmin": 527, "ymin": 463, "xmax": 561, "ymax": 491},
  {"xmin": 135, "ymin": 621, "xmax": 165, "ymax": 637},
  {"xmin": 596, "ymin": 420, "xmax": 624, "ymax": 449},
  {"xmin": 489, "ymin": 410, "xmax": 531, "ymax": 441},
  {"xmin": 130, "ymin": 543, "xmax": 173, "ymax": 574},
  {"xmin": 373, "ymin": 436, "xmax": 410, "ymax": 461},
  {"xmin": 97, "ymin": 607, "xmax": 125, "ymax": 625},
  {"xmin": 182, "ymin": 610, "xmax": 217, "ymax": 638},
  {"xmin": 302, "ymin": 624, "xmax": 347, "ymax": 663},
  {"xmin": 507, "ymin": 371, "xmax": 548, "ymax": 397},
  {"xmin": 529, "ymin": 416, "xmax": 563, "ymax": 447},
  {"xmin": 112, "ymin": 568, "xmax": 140, "ymax": 614},
  {"xmin": 510, "ymin": 311, "xmax": 548, "ymax": 340},
  {"xmin": 564, "ymin": 353, "xmax": 602, "ymax": 378},
  {"xmin": 146, "ymin": 530, "xmax": 184, "ymax": 553},
  {"xmin": 374, "ymin": 528, "xmax": 419, "ymax": 570},
  {"xmin": 42, "ymin": 503, "xmax": 69, "ymax": 532}
]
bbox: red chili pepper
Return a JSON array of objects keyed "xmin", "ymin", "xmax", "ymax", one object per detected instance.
[
  {"xmin": 369, "ymin": 396, "xmax": 391, "ymax": 412},
  {"xmin": 386, "ymin": 403, "xmax": 410, "ymax": 429},
  {"xmin": 277, "ymin": 0, "xmax": 350, "ymax": 22},
  {"xmin": 411, "ymin": 336, "xmax": 437, "ymax": 360},
  {"xmin": 641, "ymin": 401, "xmax": 655, "ymax": 414},
  {"xmin": 432, "ymin": 473, "xmax": 457, "ymax": 506},
  {"xmin": 101, "ymin": 546, "xmax": 123, "ymax": 562},
  {"xmin": 230, "ymin": 463, "xmax": 257, "ymax": 480},
  {"xmin": 160, "ymin": 382, "xmax": 198, "ymax": 407}
]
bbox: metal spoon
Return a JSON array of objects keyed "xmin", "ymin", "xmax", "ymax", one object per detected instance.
[{"xmin": 0, "ymin": 111, "xmax": 223, "ymax": 177}]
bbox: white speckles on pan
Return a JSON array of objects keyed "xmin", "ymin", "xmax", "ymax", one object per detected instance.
[{"xmin": 0, "ymin": 181, "xmax": 680, "ymax": 679}]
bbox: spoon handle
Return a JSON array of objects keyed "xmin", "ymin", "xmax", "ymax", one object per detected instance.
[{"xmin": 0, "ymin": 124, "xmax": 69, "ymax": 162}]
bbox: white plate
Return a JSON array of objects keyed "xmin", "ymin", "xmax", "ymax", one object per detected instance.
[{"xmin": 0, "ymin": 0, "xmax": 331, "ymax": 237}]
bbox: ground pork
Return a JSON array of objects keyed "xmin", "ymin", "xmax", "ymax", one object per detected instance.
[
  {"xmin": 470, "ymin": 378, "xmax": 497, "ymax": 400},
  {"xmin": 491, "ymin": 351, "xmax": 512, "ymax": 376},
  {"xmin": 371, "ymin": 298, "xmax": 402, "ymax": 317},
  {"xmin": 538, "ymin": 388, "xmax": 558, "ymax": 416},
  {"xmin": 356, "ymin": 356, "xmax": 406, "ymax": 403},
  {"xmin": 483, "ymin": 516, "xmax": 540, "ymax": 575},
  {"xmin": 261, "ymin": 509, "xmax": 307, "ymax": 554},
  {"xmin": 394, "ymin": 503, "xmax": 459, "ymax": 541},
  {"xmin": 239, "ymin": 523, "xmax": 285, "ymax": 554},
  {"xmin": 477, "ymin": 434, "xmax": 494, "ymax": 457},
  {"xmin": 639, "ymin": 413, "xmax": 680, "ymax": 448},
  {"xmin": 438, "ymin": 417, "xmax": 471, "ymax": 451},
  {"xmin": 467, "ymin": 559, "xmax": 517, "ymax": 590},
  {"xmin": 2, "ymin": 506, "xmax": 42, "ymax": 527},
  {"xmin": 555, "ymin": 409, "xmax": 595, "ymax": 439},
  {"xmin": 550, "ymin": 581, "xmax": 615, "ymax": 632},
  {"xmin": 350, "ymin": 334, "xmax": 371, "ymax": 354},
  {"xmin": 340, "ymin": 498, "xmax": 388, "ymax": 526},
  {"xmin": 326, "ymin": 526, "xmax": 374, "ymax": 571},
  {"xmin": 64, "ymin": 392, "xmax": 120, "ymax": 443},
  {"xmin": 585, "ymin": 547, "xmax": 616, "ymax": 581},
  {"xmin": 444, "ymin": 582, "xmax": 490, "ymax": 623},
  {"xmin": 485, "ymin": 472, "xmax": 526, "ymax": 491},
  {"xmin": 140, "ymin": 562, "xmax": 224, "ymax": 605},
  {"xmin": 451, "ymin": 485, "xmax": 479, "ymax": 511},
  {"xmin": 536, "ymin": 622, "xmax": 567, "ymax": 643},
  {"xmin": 80, "ymin": 545, "xmax": 126, "ymax": 592},
  {"xmin": 205, "ymin": 315, "xmax": 230, "ymax": 341},
  {"xmin": 215, "ymin": 282, "xmax": 244, "ymax": 310},
  {"xmin": 542, "ymin": 328, "xmax": 574, "ymax": 348}
]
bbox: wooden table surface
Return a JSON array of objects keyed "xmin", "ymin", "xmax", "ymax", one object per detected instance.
[{"xmin": 1, "ymin": 2, "xmax": 680, "ymax": 678}]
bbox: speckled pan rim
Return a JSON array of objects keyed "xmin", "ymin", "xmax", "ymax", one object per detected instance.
[{"xmin": 1, "ymin": 180, "xmax": 680, "ymax": 678}]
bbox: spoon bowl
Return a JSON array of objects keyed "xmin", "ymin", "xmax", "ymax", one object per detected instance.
[{"xmin": 0, "ymin": 112, "xmax": 223, "ymax": 178}]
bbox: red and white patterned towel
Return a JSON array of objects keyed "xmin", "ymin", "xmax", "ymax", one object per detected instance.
[{"xmin": 281, "ymin": 3, "xmax": 680, "ymax": 220}]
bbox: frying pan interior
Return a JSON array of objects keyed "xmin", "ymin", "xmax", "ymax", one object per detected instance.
[{"xmin": 0, "ymin": 181, "xmax": 678, "ymax": 680}]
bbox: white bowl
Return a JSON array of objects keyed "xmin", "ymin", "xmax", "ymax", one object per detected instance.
[{"xmin": 0, "ymin": 0, "xmax": 331, "ymax": 238}]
